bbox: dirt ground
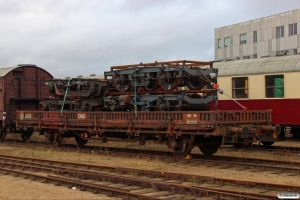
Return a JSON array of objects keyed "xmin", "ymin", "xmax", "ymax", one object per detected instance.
[
  {"xmin": 1, "ymin": 134, "xmax": 300, "ymax": 199},
  {"xmin": 0, "ymin": 175, "xmax": 115, "ymax": 200}
]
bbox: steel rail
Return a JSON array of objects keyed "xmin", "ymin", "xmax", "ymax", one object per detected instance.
[
  {"xmin": 2, "ymin": 140, "xmax": 300, "ymax": 174},
  {"xmin": 0, "ymin": 167, "xmax": 157, "ymax": 200},
  {"xmin": 3, "ymin": 139, "xmax": 300, "ymax": 168},
  {"xmin": 0, "ymin": 158, "xmax": 275, "ymax": 200},
  {"xmin": 0, "ymin": 154, "xmax": 298, "ymax": 194}
]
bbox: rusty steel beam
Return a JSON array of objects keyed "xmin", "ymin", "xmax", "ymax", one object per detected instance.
[
  {"xmin": 110, "ymin": 60, "xmax": 213, "ymax": 71},
  {"xmin": 109, "ymin": 89, "xmax": 214, "ymax": 96},
  {"xmin": 15, "ymin": 109, "xmax": 275, "ymax": 144}
]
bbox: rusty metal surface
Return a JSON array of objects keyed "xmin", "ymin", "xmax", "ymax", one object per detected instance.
[
  {"xmin": 17, "ymin": 110, "xmax": 273, "ymax": 136},
  {"xmin": 110, "ymin": 60, "xmax": 213, "ymax": 71},
  {"xmin": 109, "ymin": 89, "xmax": 214, "ymax": 96}
]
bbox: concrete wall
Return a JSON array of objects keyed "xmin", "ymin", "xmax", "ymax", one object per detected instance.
[{"xmin": 215, "ymin": 9, "xmax": 300, "ymax": 61}]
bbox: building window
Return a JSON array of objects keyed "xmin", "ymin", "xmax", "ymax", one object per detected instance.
[
  {"xmin": 294, "ymin": 49, "xmax": 298, "ymax": 54},
  {"xmin": 240, "ymin": 34, "xmax": 246, "ymax": 44},
  {"xmin": 232, "ymin": 77, "xmax": 248, "ymax": 98},
  {"xmin": 236, "ymin": 57, "xmax": 240, "ymax": 60},
  {"xmin": 289, "ymin": 23, "xmax": 297, "ymax": 36},
  {"xmin": 253, "ymin": 54, "xmax": 257, "ymax": 58},
  {"xmin": 276, "ymin": 26, "xmax": 284, "ymax": 38},
  {"xmin": 265, "ymin": 75, "xmax": 284, "ymax": 98},
  {"xmin": 218, "ymin": 39, "xmax": 221, "ymax": 48},
  {"xmin": 253, "ymin": 31, "xmax": 257, "ymax": 43},
  {"xmin": 243, "ymin": 55, "xmax": 250, "ymax": 59},
  {"xmin": 224, "ymin": 37, "xmax": 230, "ymax": 47}
]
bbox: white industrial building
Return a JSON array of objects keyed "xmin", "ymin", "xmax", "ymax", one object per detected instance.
[{"xmin": 215, "ymin": 9, "xmax": 300, "ymax": 61}]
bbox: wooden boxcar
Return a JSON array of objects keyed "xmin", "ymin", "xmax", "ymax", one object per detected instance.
[
  {"xmin": 214, "ymin": 54, "xmax": 300, "ymax": 138},
  {"xmin": 0, "ymin": 64, "xmax": 53, "ymax": 136}
]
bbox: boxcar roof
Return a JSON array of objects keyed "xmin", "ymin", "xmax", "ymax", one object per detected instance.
[
  {"xmin": 0, "ymin": 66, "xmax": 20, "ymax": 77},
  {"xmin": 214, "ymin": 54, "xmax": 300, "ymax": 77},
  {"xmin": 0, "ymin": 65, "xmax": 52, "ymax": 78}
]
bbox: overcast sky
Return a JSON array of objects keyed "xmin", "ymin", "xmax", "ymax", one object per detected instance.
[{"xmin": 0, "ymin": 0, "xmax": 299, "ymax": 78}]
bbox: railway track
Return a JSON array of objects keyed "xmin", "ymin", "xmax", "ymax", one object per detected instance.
[
  {"xmin": 248, "ymin": 144, "xmax": 300, "ymax": 155},
  {"xmin": 5, "ymin": 137, "xmax": 300, "ymax": 154},
  {"xmin": 0, "ymin": 154, "xmax": 296, "ymax": 199},
  {"xmin": 3, "ymin": 139, "xmax": 300, "ymax": 176}
]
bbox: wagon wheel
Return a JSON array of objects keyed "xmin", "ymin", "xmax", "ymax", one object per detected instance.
[
  {"xmin": 159, "ymin": 76, "xmax": 180, "ymax": 91},
  {"xmin": 166, "ymin": 136, "xmax": 194, "ymax": 157},
  {"xmin": 185, "ymin": 78, "xmax": 206, "ymax": 90},
  {"xmin": 199, "ymin": 145, "xmax": 220, "ymax": 156},
  {"xmin": 0, "ymin": 129, "xmax": 6, "ymax": 142},
  {"xmin": 74, "ymin": 135, "xmax": 88, "ymax": 146},
  {"xmin": 52, "ymin": 131, "xmax": 63, "ymax": 146},
  {"xmin": 116, "ymin": 80, "xmax": 131, "ymax": 92},
  {"xmin": 198, "ymin": 136, "xmax": 222, "ymax": 156},
  {"xmin": 261, "ymin": 141, "xmax": 274, "ymax": 147},
  {"xmin": 21, "ymin": 130, "xmax": 33, "ymax": 143},
  {"xmin": 144, "ymin": 80, "xmax": 158, "ymax": 91}
]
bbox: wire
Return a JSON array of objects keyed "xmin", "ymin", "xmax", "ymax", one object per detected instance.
[
  {"xmin": 211, "ymin": 83, "xmax": 247, "ymax": 110},
  {"xmin": 60, "ymin": 78, "xmax": 71, "ymax": 117},
  {"xmin": 198, "ymin": 69, "xmax": 247, "ymax": 110}
]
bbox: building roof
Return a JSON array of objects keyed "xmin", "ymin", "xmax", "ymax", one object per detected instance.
[{"xmin": 214, "ymin": 55, "xmax": 300, "ymax": 77}]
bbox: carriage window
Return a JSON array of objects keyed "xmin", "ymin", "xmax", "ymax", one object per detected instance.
[
  {"xmin": 265, "ymin": 75, "xmax": 284, "ymax": 98},
  {"xmin": 232, "ymin": 77, "xmax": 248, "ymax": 98}
]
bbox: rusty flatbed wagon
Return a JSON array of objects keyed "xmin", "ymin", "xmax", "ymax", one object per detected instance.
[{"xmin": 16, "ymin": 109, "xmax": 280, "ymax": 156}]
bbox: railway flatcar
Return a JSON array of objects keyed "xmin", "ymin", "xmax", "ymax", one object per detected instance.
[
  {"xmin": 14, "ymin": 60, "xmax": 280, "ymax": 157},
  {"xmin": 214, "ymin": 54, "xmax": 300, "ymax": 142},
  {"xmin": 0, "ymin": 65, "xmax": 53, "ymax": 141}
]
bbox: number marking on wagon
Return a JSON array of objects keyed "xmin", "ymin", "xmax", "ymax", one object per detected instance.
[
  {"xmin": 77, "ymin": 113, "xmax": 86, "ymax": 119},
  {"xmin": 183, "ymin": 113, "xmax": 199, "ymax": 124}
]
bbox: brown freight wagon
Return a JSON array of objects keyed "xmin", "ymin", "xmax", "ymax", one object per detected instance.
[
  {"xmin": 0, "ymin": 64, "xmax": 53, "ymax": 140},
  {"xmin": 16, "ymin": 109, "xmax": 281, "ymax": 156}
]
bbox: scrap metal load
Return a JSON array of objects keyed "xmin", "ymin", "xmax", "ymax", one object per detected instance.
[
  {"xmin": 43, "ymin": 60, "xmax": 218, "ymax": 112},
  {"xmin": 41, "ymin": 78, "xmax": 109, "ymax": 112},
  {"xmin": 47, "ymin": 78, "xmax": 109, "ymax": 99},
  {"xmin": 105, "ymin": 60, "xmax": 216, "ymax": 92}
]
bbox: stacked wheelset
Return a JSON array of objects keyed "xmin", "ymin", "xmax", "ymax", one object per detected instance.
[
  {"xmin": 43, "ymin": 60, "xmax": 219, "ymax": 112},
  {"xmin": 104, "ymin": 60, "xmax": 218, "ymax": 111}
]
